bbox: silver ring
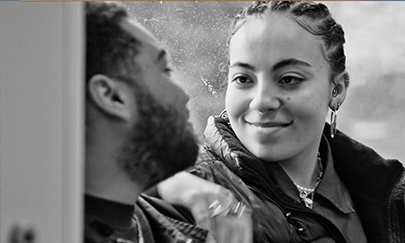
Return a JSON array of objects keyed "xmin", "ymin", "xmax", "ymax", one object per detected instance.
[
  {"xmin": 233, "ymin": 202, "xmax": 242, "ymax": 214},
  {"xmin": 209, "ymin": 200, "xmax": 226, "ymax": 218},
  {"xmin": 231, "ymin": 202, "xmax": 247, "ymax": 218},
  {"xmin": 209, "ymin": 201, "xmax": 247, "ymax": 218}
]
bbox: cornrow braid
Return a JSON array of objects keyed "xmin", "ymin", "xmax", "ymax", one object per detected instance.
[{"xmin": 228, "ymin": 1, "xmax": 349, "ymax": 80}]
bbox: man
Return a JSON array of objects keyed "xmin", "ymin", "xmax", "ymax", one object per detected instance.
[{"xmin": 84, "ymin": 2, "xmax": 251, "ymax": 243}]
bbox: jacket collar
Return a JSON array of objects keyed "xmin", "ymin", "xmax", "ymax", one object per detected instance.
[
  {"xmin": 204, "ymin": 116, "xmax": 356, "ymax": 214},
  {"xmin": 205, "ymin": 115, "xmax": 404, "ymax": 203},
  {"xmin": 316, "ymin": 135, "xmax": 355, "ymax": 214}
]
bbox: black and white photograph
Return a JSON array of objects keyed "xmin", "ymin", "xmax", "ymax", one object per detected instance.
[{"xmin": 1, "ymin": 1, "xmax": 405, "ymax": 243}]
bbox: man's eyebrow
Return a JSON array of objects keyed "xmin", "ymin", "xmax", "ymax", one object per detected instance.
[
  {"xmin": 272, "ymin": 58, "xmax": 312, "ymax": 71},
  {"xmin": 155, "ymin": 50, "xmax": 167, "ymax": 63},
  {"xmin": 229, "ymin": 62, "xmax": 256, "ymax": 71}
]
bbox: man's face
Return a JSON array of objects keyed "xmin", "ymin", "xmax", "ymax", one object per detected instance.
[{"xmin": 117, "ymin": 19, "xmax": 198, "ymax": 189}]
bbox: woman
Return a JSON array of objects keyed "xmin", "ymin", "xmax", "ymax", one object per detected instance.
[{"xmin": 158, "ymin": 1, "xmax": 405, "ymax": 242}]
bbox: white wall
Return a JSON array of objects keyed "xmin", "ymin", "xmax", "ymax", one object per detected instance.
[{"xmin": 0, "ymin": 2, "xmax": 84, "ymax": 243}]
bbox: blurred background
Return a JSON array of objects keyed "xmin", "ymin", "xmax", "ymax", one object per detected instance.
[{"xmin": 123, "ymin": 1, "xmax": 405, "ymax": 164}]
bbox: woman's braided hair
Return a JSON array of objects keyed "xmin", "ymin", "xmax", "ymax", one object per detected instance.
[{"xmin": 228, "ymin": 1, "xmax": 349, "ymax": 81}]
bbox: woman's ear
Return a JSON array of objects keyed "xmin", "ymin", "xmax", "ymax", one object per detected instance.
[
  {"xmin": 87, "ymin": 74, "xmax": 133, "ymax": 121},
  {"xmin": 329, "ymin": 71, "xmax": 350, "ymax": 109}
]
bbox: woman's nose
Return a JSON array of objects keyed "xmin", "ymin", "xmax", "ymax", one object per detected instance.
[{"xmin": 249, "ymin": 82, "xmax": 281, "ymax": 113}]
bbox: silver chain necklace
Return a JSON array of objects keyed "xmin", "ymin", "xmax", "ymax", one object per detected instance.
[{"xmin": 294, "ymin": 152, "xmax": 323, "ymax": 209}]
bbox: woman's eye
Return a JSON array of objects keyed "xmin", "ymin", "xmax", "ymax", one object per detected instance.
[
  {"xmin": 232, "ymin": 76, "xmax": 252, "ymax": 84},
  {"xmin": 279, "ymin": 76, "xmax": 304, "ymax": 84}
]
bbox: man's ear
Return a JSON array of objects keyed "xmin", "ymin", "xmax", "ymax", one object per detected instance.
[
  {"xmin": 329, "ymin": 71, "xmax": 350, "ymax": 109},
  {"xmin": 88, "ymin": 74, "xmax": 133, "ymax": 121}
]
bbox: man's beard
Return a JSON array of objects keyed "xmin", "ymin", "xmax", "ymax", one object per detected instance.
[{"xmin": 118, "ymin": 84, "xmax": 199, "ymax": 190}]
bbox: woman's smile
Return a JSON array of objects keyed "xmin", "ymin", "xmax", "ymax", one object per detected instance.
[
  {"xmin": 247, "ymin": 121, "xmax": 293, "ymax": 128},
  {"xmin": 246, "ymin": 120, "xmax": 293, "ymax": 141}
]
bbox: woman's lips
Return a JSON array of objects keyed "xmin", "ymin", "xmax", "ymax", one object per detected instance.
[{"xmin": 247, "ymin": 121, "xmax": 293, "ymax": 128}]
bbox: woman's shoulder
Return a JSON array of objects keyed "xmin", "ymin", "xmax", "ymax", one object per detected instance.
[
  {"xmin": 324, "ymin": 123, "xmax": 404, "ymax": 199},
  {"xmin": 324, "ymin": 122, "xmax": 403, "ymax": 169},
  {"xmin": 192, "ymin": 145, "xmax": 234, "ymax": 178}
]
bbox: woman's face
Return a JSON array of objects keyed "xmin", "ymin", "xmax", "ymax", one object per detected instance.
[{"xmin": 226, "ymin": 14, "xmax": 334, "ymax": 164}]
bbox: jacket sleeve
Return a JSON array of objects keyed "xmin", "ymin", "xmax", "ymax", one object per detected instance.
[{"xmin": 388, "ymin": 171, "xmax": 405, "ymax": 241}]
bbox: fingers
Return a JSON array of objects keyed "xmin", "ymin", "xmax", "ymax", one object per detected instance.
[
  {"xmin": 228, "ymin": 201, "xmax": 246, "ymax": 217},
  {"xmin": 238, "ymin": 211, "xmax": 253, "ymax": 243},
  {"xmin": 188, "ymin": 191, "xmax": 252, "ymax": 243},
  {"xmin": 186, "ymin": 183, "xmax": 237, "ymax": 219},
  {"xmin": 205, "ymin": 200, "xmax": 252, "ymax": 243},
  {"xmin": 184, "ymin": 183, "xmax": 252, "ymax": 243},
  {"xmin": 209, "ymin": 200, "xmax": 229, "ymax": 218},
  {"xmin": 157, "ymin": 172, "xmax": 253, "ymax": 242},
  {"xmin": 210, "ymin": 207, "xmax": 253, "ymax": 243},
  {"xmin": 209, "ymin": 200, "xmax": 246, "ymax": 219},
  {"xmin": 190, "ymin": 194, "xmax": 214, "ymax": 232}
]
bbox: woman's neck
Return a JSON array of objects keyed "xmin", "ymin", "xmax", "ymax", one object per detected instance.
[{"xmin": 278, "ymin": 150, "xmax": 320, "ymax": 189}]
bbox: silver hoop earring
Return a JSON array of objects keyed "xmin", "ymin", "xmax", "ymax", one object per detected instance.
[
  {"xmin": 219, "ymin": 109, "xmax": 232, "ymax": 127},
  {"xmin": 332, "ymin": 87, "xmax": 339, "ymax": 98},
  {"xmin": 330, "ymin": 102, "xmax": 340, "ymax": 138}
]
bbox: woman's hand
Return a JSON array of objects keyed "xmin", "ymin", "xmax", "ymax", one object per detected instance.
[{"xmin": 157, "ymin": 172, "xmax": 252, "ymax": 243}]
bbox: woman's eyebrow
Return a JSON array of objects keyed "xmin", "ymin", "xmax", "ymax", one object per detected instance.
[
  {"xmin": 272, "ymin": 58, "xmax": 312, "ymax": 71},
  {"xmin": 229, "ymin": 62, "xmax": 255, "ymax": 71},
  {"xmin": 229, "ymin": 59, "xmax": 311, "ymax": 72}
]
